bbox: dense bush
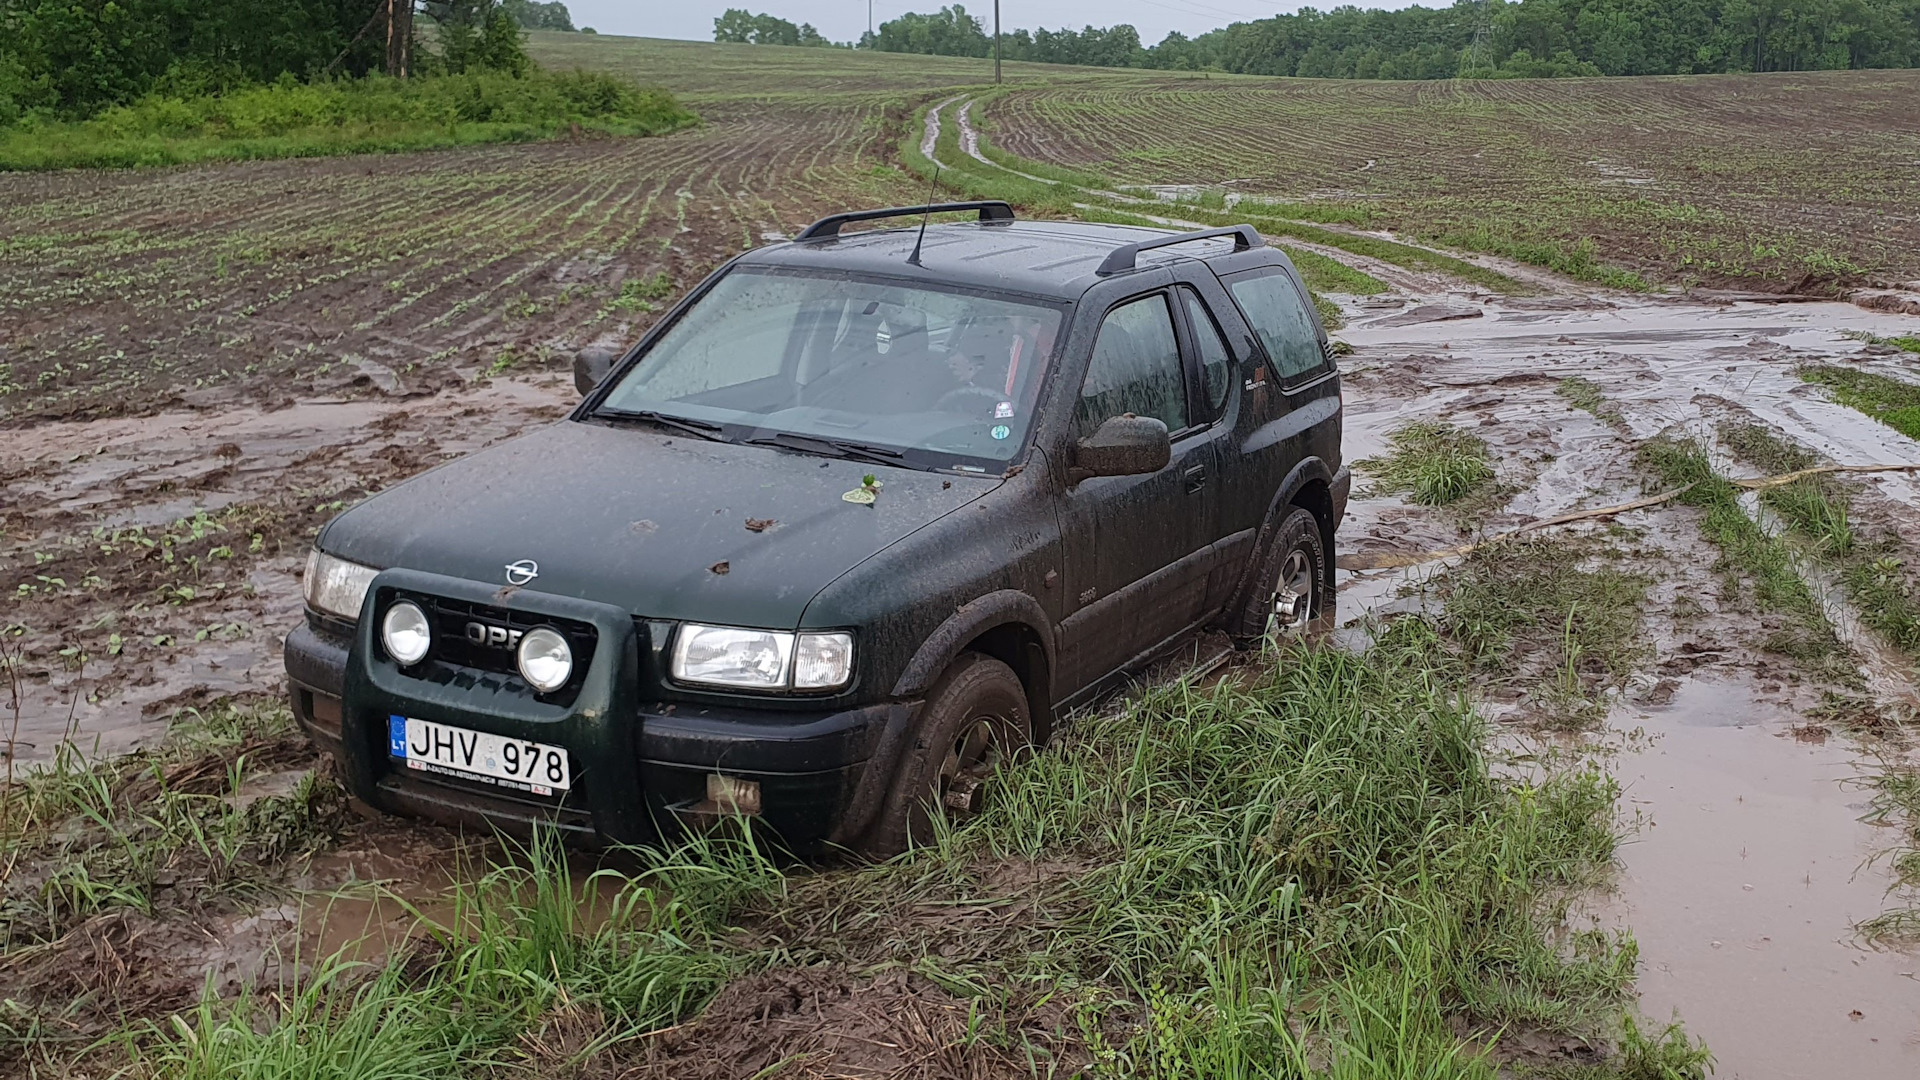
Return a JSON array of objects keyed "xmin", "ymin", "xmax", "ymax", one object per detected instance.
[{"xmin": 0, "ymin": 68, "xmax": 696, "ymax": 170}]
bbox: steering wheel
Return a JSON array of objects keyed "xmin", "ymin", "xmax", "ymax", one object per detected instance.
[{"xmin": 934, "ymin": 384, "xmax": 1008, "ymax": 416}]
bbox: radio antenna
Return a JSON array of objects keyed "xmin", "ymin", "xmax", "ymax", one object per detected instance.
[{"xmin": 906, "ymin": 164, "xmax": 940, "ymax": 267}]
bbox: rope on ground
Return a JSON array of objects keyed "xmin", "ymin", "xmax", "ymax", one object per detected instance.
[{"xmin": 1336, "ymin": 463, "xmax": 1920, "ymax": 573}]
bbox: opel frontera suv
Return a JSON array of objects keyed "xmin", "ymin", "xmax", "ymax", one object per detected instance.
[{"xmin": 285, "ymin": 201, "xmax": 1348, "ymax": 856}]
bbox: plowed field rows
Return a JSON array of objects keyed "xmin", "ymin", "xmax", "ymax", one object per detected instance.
[
  {"xmin": 988, "ymin": 71, "xmax": 1920, "ymax": 291},
  {"xmin": 0, "ymin": 98, "xmax": 918, "ymax": 423}
]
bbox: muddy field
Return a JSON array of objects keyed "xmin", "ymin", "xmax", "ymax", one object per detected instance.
[
  {"xmin": 988, "ymin": 69, "xmax": 1920, "ymax": 293},
  {"xmin": 4, "ymin": 31, "xmax": 1920, "ymax": 1080}
]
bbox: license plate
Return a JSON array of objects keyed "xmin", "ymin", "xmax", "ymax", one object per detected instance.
[{"xmin": 388, "ymin": 715, "xmax": 571, "ymax": 795}]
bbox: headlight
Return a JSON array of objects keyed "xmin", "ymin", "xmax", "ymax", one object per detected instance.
[
  {"xmin": 669, "ymin": 626, "xmax": 857, "ymax": 691},
  {"xmin": 793, "ymin": 632, "xmax": 854, "ymax": 690},
  {"xmin": 672, "ymin": 625, "xmax": 794, "ymax": 689},
  {"xmin": 380, "ymin": 600, "xmax": 431, "ymax": 666},
  {"xmin": 517, "ymin": 627, "xmax": 573, "ymax": 693},
  {"xmin": 305, "ymin": 549, "xmax": 378, "ymax": 621}
]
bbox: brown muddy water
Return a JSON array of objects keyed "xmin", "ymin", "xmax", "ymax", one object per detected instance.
[
  {"xmin": 1608, "ymin": 677, "xmax": 1920, "ymax": 1078},
  {"xmin": 1334, "ymin": 288, "xmax": 1920, "ymax": 1078}
]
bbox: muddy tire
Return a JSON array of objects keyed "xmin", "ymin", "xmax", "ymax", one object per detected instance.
[
  {"xmin": 864, "ymin": 652, "xmax": 1030, "ymax": 857},
  {"xmin": 1226, "ymin": 506, "xmax": 1330, "ymax": 648}
]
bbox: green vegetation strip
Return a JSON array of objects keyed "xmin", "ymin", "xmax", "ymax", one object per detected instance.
[
  {"xmin": 0, "ymin": 70, "xmax": 695, "ymax": 172},
  {"xmin": 1637, "ymin": 436, "xmax": 1853, "ymax": 676},
  {"xmin": 1800, "ymin": 365, "xmax": 1920, "ymax": 442}
]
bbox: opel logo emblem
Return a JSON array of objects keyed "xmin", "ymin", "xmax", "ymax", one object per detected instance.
[{"xmin": 504, "ymin": 559, "xmax": 539, "ymax": 586}]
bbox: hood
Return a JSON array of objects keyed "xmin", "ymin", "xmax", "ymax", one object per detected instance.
[{"xmin": 321, "ymin": 420, "xmax": 999, "ymax": 627}]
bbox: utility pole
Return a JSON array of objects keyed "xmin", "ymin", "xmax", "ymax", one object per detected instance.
[{"xmin": 994, "ymin": 0, "xmax": 1002, "ymax": 83}]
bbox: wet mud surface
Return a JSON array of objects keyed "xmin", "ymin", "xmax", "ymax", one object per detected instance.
[
  {"xmin": 1332, "ymin": 283, "xmax": 1920, "ymax": 1077},
  {"xmin": 2, "ymin": 377, "xmax": 577, "ymax": 763}
]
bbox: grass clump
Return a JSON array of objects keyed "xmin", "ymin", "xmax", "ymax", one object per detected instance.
[
  {"xmin": 1432, "ymin": 538, "xmax": 1650, "ymax": 726},
  {"xmin": 1842, "ymin": 330, "xmax": 1920, "ymax": 354},
  {"xmin": 1557, "ymin": 376, "xmax": 1627, "ymax": 431},
  {"xmin": 1637, "ymin": 435, "xmax": 1851, "ymax": 674},
  {"xmin": 1431, "ymin": 227, "xmax": 1651, "ymax": 291},
  {"xmin": 0, "ymin": 701, "xmax": 343, "ymax": 950},
  {"xmin": 1361, "ymin": 421, "xmax": 1496, "ymax": 506},
  {"xmin": 133, "ymin": 829, "xmax": 761, "ymax": 1079},
  {"xmin": 0, "ymin": 69, "xmax": 697, "ymax": 171},
  {"xmin": 1799, "ymin": 365, "xmax": 1920, "ymax": 442}
]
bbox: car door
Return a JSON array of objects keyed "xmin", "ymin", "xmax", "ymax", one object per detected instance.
[{"xmin": 1055, "ymin": 288, "xmax": 1219, "ymax": 692}]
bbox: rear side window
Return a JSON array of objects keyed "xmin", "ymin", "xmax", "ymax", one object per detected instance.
[
  {"xmin": 1077, "ymin": 294, "xmax": 1187, "ymax": 435},
  {"xmin": 1180, "ymin": 289, "xmax": 1233, "ymax": 414},
  {"xmin": 1228, "ymin": 271, "xmax": 1323, "ymax": 383}
]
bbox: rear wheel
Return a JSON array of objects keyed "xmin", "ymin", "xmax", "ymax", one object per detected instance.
[
  {"xmin": 865, "ymin": 652, "xmax": 1029, "ymax": 857},
  {"xmin": 1227, "ymin": 506, "xmax": 1330, "ymax": 648}
]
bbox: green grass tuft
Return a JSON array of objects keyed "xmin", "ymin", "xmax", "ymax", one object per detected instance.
[
  {"xmin": 1360, "ymin": 421, "xmax": 1497, "ymax": 506},
  {"xmin": 1799, "ymin": 365, "xmax": 1920, "ymax": 442}
]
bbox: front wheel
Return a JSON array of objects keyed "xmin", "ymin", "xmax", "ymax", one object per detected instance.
[
  {"xmin": 1226, "ymin": 506, "xmax": 1331, "ymax": 648},
  {"xmin": 864, "ymin": 652, "xmax": 1030, "ymax": 857}
]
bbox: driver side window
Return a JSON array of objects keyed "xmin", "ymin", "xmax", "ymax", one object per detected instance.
[{"xmin": 1076, "ymin": 294, "xmax": 1187, "ymax": 436}]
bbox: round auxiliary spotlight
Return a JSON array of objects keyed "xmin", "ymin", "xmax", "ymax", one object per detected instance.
[{"xmin": 517, "ymin": 627, "xmax": 573, "ymax": 692}]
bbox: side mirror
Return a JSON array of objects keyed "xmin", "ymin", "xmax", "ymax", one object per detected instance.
[
  {"xmin": 1071, "ymin": 414, "xmax": 1171, "ymax": 483},
  {"xmin": 573, "ymin": 347, "xmax": 617, "ymax": 396}
]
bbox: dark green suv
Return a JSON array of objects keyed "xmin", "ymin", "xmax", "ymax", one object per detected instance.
[{"xmin": 285, "ymin": 202, "xmax": 1347, "ymax": 856}]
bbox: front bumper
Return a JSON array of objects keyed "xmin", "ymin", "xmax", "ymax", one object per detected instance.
[
  {"xmin": 1330, "ymin": 465, "xmax": 1352, "ymax": 531},
  {"xmin": 285, "ymin": 569, "xmax": 913, "ymax": 855}
]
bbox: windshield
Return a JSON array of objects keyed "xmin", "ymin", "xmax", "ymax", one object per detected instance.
[{"xmin": 597, "ymin": 269, "xmax": 1064, "ymax": 467}]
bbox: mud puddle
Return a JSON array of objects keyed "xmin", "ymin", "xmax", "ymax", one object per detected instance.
[
  {"xmin": 2, "ymin": 375, "xmax": 577, "ymax": 763},
  {"xmin": 1605, "ymin": 676, "xmax": 1920, "ymax": 1079}
]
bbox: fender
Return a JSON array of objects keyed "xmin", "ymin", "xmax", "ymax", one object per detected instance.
[
  {"xmin": 1223, "ymin": 456, "xmax": 1338, "ymax": 614},
  {"xmin": 828, "ymin": 590, "xmax": 1054, "ymax": 850},
  {"xmin": 890, "ymin": 589, "xmax": 1055, "ymax": 703}
]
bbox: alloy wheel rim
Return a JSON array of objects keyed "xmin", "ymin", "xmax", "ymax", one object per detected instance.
[
  {"xmin": 938, "ymin": 716, "xmax": 999, "ymax": 817},
  {"xmin": 1267, "ymin": 549, "xmax": 1316, "ymax": 636}
]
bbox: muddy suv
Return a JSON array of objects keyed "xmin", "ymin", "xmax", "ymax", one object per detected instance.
[{"xmin": 284, "ymin": 202, "xmax": 1347, "ymax": 856}]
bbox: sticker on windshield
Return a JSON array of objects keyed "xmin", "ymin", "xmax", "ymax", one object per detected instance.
[
  {"xmin": 994, "ymin": 401, "xmax": 1014, "ymax": 419},
  {"xmin": 991, "ymin": 424, "xmax": 1011, "ymax": 440}
]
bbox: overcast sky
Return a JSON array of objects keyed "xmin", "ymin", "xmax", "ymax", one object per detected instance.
[{"xmin": 573, "ymin": 2, "xmax": 1342, "ymax": 45}]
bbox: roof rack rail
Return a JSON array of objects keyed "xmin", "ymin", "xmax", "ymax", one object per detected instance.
[
  {"xmin": 794, "ymin": 201, "xmax": 1017, "ymax": 242},
  {"xmin": 1096, "ymin": 224, "xmax": 1262, "ymax": 276}
]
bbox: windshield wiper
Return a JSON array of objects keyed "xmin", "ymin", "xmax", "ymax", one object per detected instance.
[
  {"xmin": 597, "ymin": 408, "xmax": 727, "ymax": 442},
  {"xmin": 744, "ymin": 432, "xmax": 907, "ymax": 468}
]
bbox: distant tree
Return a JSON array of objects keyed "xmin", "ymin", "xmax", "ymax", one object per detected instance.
[
  {"xmin": 863, "ymin": 5, "xmax": 991, "ymax": 57},
  {"xmin": 713, "ymin": 8, "xmax": 833, "ymax": 46},
  {"xmin": 502, "ymin": 0, "xmax": 574, "ymax": 32},
  {"xmin": 423, "ymin": 1, "xmax": 532, "ymax": 74}
]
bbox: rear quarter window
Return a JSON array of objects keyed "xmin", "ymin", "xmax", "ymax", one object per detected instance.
[{"xmin": 1227, "ymin": 270, "xmax": 1325, "ymax": 384}]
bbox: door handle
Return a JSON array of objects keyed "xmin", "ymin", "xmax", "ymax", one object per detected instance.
[{"xmin": 1184, "ymin": 464, "xmax": 1207, "ymax": 493}]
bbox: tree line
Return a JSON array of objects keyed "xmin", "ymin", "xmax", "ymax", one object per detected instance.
[
  {"xmin": 720, "ymin": 1, "xmax": 1920, "ymax": 77},
  {"xmin": 0, "ymin": 0, "xmax": 589, "ymax": 122}
]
